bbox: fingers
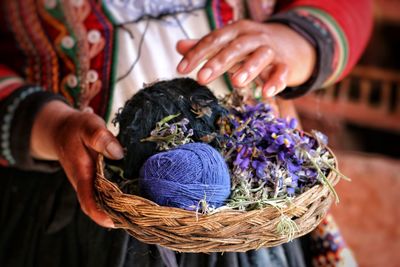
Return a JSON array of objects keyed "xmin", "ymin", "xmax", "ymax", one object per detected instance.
[
  {"xmin": 262, "ymin": 63, "xmax": 289, "ymax": 98},
  {"xmin": 231, "ymin": 46, "xmax": 274, "ymax": 87},
  {"xmin": 76, "ymin": 177, "xmax": 115, "ymax": 228},
  {"xmin": 176, "ymin": 20, "xmax": 289, "ymax": 95},
  {"xmin": 177, "ymin": 21, "xmax": 250, "ymax": 74},
  {"xmin": 59, "ymin": 138, "xmax": 115, "ymax": 228},
  {"xmin": 81, "ymin": 116, "xmax": 124, "ymax": 160},
  {"xmin": 53, "ymin": 111, "xmax": 119, "ymax": 228},
  {"xmin": 195, "ymin": 35, "xmax": 268, "ymax": 84},
  {"xmin": 176, "ymin": 20, "xmax": 316, "ymax": 98}
]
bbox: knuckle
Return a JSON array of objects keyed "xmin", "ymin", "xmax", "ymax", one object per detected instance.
[
  {"xmin": 258, "ymin": 33, "xmax": 269, "ymax": 43},
  {"xmin": 258, "ymin": 45, "xmax": 274, "ymax": 58},
  {"xmin": 205, "ymin": 58, "xmax": 223, "ymax": 71},
  {"xmin": 217, "ymin": 50, "xmax": 234, "ymax": 64},
  {"xmin": 203, "ymin": 34, "xmax": 217, "ymax": 46},
  {"xmin": 236, "ymin": 19, "xmax": 250, "ymax": 28},
  {"xmin": 90, "ymin": 128, "xmax": 112, "ymax": 149},
  {"xmin": 230, "ymin": 39, "xmax": 244, "ymax": 51},
  {"xmin": 184, "ymin": 50, "xmax": 195, "ymax": 60}
]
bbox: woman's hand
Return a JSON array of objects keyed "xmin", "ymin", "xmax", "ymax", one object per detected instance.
[
  {"xmin": 30, "ymin": 101, "xmax": 124, "ymax": 228},
  {"xmin": 177, "ymin": 20, "xmax": 316, "ymax": 98}
]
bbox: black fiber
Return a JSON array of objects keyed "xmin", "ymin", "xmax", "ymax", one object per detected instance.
[{"xmin": 113, "ymin": 78, "xmax": 228, "ymax": 178}]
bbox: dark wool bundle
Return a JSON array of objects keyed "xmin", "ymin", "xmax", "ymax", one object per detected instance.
[{"xmin": 113, "ymin": 78, "xmax": 228, "ymax": 178}]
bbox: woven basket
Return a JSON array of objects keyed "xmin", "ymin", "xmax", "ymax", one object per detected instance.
[{"xmin": 95, "ymin": 149, "xmax": 339, "ymax": 253}]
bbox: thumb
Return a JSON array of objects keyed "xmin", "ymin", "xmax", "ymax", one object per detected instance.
[{"xmin": 82, "ymin": 115, "xmax": 124, "ymax": 160}]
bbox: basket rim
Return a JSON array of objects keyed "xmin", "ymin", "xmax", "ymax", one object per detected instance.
[
  {"xmin": 94, "ymin": 138, "xmax": 340, "ymax": 252},
  {"xmin": 95, "ymin": 142, "xmax": 340, "ymax": 215}
]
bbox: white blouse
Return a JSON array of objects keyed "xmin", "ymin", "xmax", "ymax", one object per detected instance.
[{"xmin": 104, "ymin": 0, "xmax": 230, "ymax": 134}]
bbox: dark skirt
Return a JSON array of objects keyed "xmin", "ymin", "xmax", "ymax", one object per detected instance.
[{"xmin": 0, "ymin": 167, "xmax": 309, "ymax": 267}]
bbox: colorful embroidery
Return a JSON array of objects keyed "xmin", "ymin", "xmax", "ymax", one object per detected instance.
[
  {"xmin": 5, "ymin": 0, "xmax": 59, "ymax": 92},
  {"xmin": 206, "ymin": 0, "xmax": 234, "ymax": 29},
  {"xmin": 4, "ymin": 0, "xmax": 115, "ymax": 116},
  {"xmin": 87, "ymin": 1, "xmax": 115, "ymax": 116},
  {"xmin": 310, "ymin": 214, "xmax": 357, "ymax": 267},
  {"xmin": 1, "ymin": 2, "xmax": 356, "ymax": 265}
]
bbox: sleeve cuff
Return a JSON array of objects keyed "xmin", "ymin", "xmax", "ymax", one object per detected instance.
[
  {"xmin": 0, "ymin": 85, "xmax": 65, "ymax": 172},
  {"xmin": 266, "ymin": 9, "xmax": 336, "ymax": 98}
]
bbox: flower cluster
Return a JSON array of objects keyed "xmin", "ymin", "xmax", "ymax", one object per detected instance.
[
  {"xmin": 139, "ymin": 99, "xmax": 343, "ymax": 212},
  {"xmin": 218, "ymin": 103, "xmax": 337, "ymax": 210},
  {"xmin": 140, "ymin": 113, "xmax": 194, "ymax": 151}
]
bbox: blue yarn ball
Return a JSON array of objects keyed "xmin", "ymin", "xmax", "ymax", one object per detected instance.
[{"xmin": 139, "ymin": 143, "xmax": 231, "ymax": 210}]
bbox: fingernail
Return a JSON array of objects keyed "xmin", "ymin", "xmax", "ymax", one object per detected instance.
[
  {"xmin": 105, "ymin": 141, "xmax": 124, "ymax": 159},
  {"xmin": 235, "ymin": 72, "xmax": 248, "ymax": 85},
  {"xmin": 82, "ymin": 107, "xmax": 94, "ymax": 113},
  {"xmin": 265, "ymin": 86, "xmax": 276, "ymax": 98},
  {"xmin": 178, "ymin": 59, "xmax": 188, "ymax": 72},
  {"xmin": 199, "ymin": 68, "xmax": 213, "ymax": 82},
  {"xmin": 279, "ymin": 82, "xmax": 287, "ymax": 92}
]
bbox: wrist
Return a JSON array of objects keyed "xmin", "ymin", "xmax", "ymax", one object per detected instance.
[
  {"xmin": 264, "ymin": 23, "xmax": 316, "ymax": 87},
  {"xmin": 30, "ymin": 100, "xmax": 77, "ymax": 160}
]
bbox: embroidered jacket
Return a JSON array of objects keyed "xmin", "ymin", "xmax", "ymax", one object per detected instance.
[{"xmin": 0, "ymin": 1, "xmax": 372, "ymax": 266}]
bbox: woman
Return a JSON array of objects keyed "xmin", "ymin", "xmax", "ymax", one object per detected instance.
[{"xmin": 0, "ymin": 0, "xmax": 372, "ymax": 266}]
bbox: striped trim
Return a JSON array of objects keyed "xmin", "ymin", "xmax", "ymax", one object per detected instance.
[
  {"xmin": 0, "ymin": 76, "xmax": 24, "ymax": 99},
  {"xmin": 100, "ymin": 2, "xmax": 119, "ymax": 122},
  {"xmin": 0, "ymin": 86, "xmax": 42, "ymax": 165},
  {"xmin": 293, "ymin": 7, "xmax": 349, "ymax": 87}
]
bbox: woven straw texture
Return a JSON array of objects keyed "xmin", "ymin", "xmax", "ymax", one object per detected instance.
[{"xmin": 95, "ymin": 152, "xmax": 339, "ymax": 253}]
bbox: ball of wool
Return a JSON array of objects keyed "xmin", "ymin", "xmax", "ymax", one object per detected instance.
[
  {"xmin": 139, "ymin": 143, "xmax": 231, "ymax": 210},
  {"xmin": 113, "ymin": 78, "xmax": 228, "ymax": 179}
]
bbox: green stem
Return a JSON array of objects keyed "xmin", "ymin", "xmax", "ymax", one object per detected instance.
[
  {"xmin": 322, "ymin": 160, "xmax": 351, "ymax": 181},
  {"xmin": 305, "ymin": 151, "xmax": 339, "ymax": 204}
]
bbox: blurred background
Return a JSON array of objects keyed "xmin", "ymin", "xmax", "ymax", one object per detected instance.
[{"xmin": 293, "ymin": 1, "xmax": 400, "ymax": 266}]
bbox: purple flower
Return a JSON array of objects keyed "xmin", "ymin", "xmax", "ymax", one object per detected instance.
[
  {"xmin": 287, "ymin": 187, "xmax": 295, "ymax": 196},
  {"xmin": 287, "ymin": 160, "xmax": 301, "ymax": 173},
  {"xmin": 238, "ymin": 157, "xmax": 250, "ymax": 170},
  {"xmin": 289, "ymin": 118, "xmax": 297, "ymax": 129},
  {"xmin": 252, "ymin": 160, "xmax": 267, "ymax": 179},
  {"xmin": 277, "ymin": 151, "xmax": 285, "ymax": 162},
  {"xmin": 233, "ymin": 146, "xmax": 251, "ymax": 170},
  {"xmin": 266, "ymin": 143, "xmax": 280, "ymax": 154},
  {"xmin": 220, "ymin": 101, "xmax": 330, "ymax": 200},
  {"xmin": 312, "ymin": 130, "xmax": 328, "ymax": 146}
]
